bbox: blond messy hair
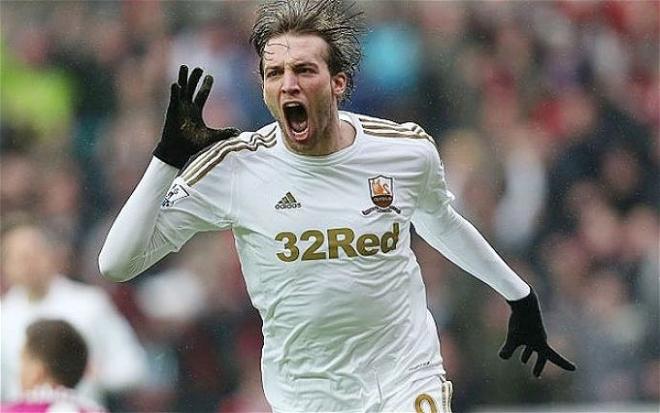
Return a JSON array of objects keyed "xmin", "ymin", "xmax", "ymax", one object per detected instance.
[{"xmin": 250, "ymin": 0, "xmax": 365, "ymax": 101}]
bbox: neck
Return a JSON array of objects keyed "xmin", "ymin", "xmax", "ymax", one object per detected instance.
[
  {"xmin": 318, "ymin": 113, "xmax": 354, "ymax": 155},
  {"xmin": 27, "ymin": 280, "xmax": 51, "ymax": 302}
]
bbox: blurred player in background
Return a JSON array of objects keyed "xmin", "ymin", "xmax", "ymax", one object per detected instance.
[
  {"xmin": 99, "ymin": 0, "xmax": 575, "ymax": 411},
  {"xmin": 1, "ymin": 222, "xmax": 147, "ymax": 405},
  {"xmin": 1, "ymin": 319, "xmax": 106, "ymax": 413}
]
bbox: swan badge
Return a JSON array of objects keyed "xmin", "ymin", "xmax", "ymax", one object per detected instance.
[{"xmin": 362, "ymin": 175, "xmax": 401, "ymax": 216}]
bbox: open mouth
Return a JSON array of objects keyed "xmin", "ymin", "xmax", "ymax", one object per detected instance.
[{"xmin": 283, "ymin": 102, "xmax": 309, "ymax": 139}]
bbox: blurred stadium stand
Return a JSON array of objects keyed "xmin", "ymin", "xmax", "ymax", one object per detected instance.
[
  {"xmin": 473, "ymin": 402, "xmax": 659, "ymax": 413},
  {"xmin": 1, "ymin": 1, "xmax": 658, "ymax": 412}
]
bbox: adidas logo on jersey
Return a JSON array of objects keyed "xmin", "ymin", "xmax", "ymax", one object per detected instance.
[{"xmin": 275, "ymin": 192, "xmax": 302, "ymax": 209}]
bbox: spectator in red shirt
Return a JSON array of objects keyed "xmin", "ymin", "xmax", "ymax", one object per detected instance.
[{"xmin": 1, "ymin": 319, "xmax": 106, "ymax": 413}]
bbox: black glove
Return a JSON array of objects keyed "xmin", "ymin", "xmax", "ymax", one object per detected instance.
[
  {"xmin": 154, "ymin": 65, "xmax": 241, "ymax": 169},
  {"xmin": 499, "ymin": 288, "xmax": 576, "ymax": 377}
]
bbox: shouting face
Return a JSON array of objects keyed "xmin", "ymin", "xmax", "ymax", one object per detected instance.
[{"xmin": 262, "ymin": 33, "xmax": 347, "ymax": 155}]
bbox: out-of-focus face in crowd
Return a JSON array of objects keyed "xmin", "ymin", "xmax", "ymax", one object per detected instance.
[{"xmin": 1, "ymin": 225, "xmax": 55, "ymax": 297}]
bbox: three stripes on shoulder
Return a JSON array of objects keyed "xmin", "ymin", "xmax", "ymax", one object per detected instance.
[
  {"xmin": 181, "ymin": 126, "xmax": 277, "ymax": 186},
  {"xmin": 358, "ymin": 115, "xmax": 434, "ymax": 144},
  {"xmin": 180, "ymin": 116, "xmax": 433, "ymax": 187}
]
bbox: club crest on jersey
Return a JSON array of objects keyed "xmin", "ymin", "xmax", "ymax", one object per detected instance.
[
  {"xmin": 362, "ymin": 175, "xmax": 401, "ymax": 216},
  {"xmin": 161, "ymin": 183, "xmax": 189, "ymax": 208}
]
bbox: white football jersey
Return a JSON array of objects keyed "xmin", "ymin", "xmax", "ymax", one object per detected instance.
[{"xmin": 156, "ymin": 111, "xmax": 454, "ymax": 411}]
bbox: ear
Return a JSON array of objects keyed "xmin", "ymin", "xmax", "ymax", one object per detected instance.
[
  {"xmin": 331, "ymin": 72, "xmax": 348, "ymax": 99},
  {"xmin": 260, "ymin": 69, "xmax": 267, "ymax": 102},
  {"xmin": 20, "ymin": 350, "xmax": 48, "ymax": 391}
]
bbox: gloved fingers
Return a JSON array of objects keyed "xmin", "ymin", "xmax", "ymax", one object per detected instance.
[
  {"xmin": 520, "ymin": 346, "xmax": 533, "ymax": 364},
  {"xmin": 178, "ymin": 65, "xmax": 188, "ymax": 91},
  {"xmin": 532, "ymin": 355, "xmax": 547, "ymax": 377},
  {"xmin": 498, "ymin": 339, "xmax": 520, "ymax": 360},
  {"xmin": 547, "ymin": 347, "xmax": 576, "ymax": 371},
  {"xmin": 186, "ymin": 67, "xmax": 204, "ymax": 101},
  {"xmin": 169, "ymin": 83, "xmax": 180, "ymax": 106},
  {"xmin": 194, "ymin": 75, "xmax": 213, "ymax": 109}
]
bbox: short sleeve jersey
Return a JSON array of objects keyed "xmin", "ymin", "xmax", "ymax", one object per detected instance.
[{"xmin": 156, "ymin": 111, "xmax": 454, "ymax": 411}]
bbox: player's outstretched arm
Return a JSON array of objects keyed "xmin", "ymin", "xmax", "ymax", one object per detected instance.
[
  {"xmin": 414, "ymin": 205, "xmax": 576, "ymax": 377},
  {"xmin": 412, "ymin": 144, "xmax": 575, "ymax": 378},
  {"xmin": 98, "ymin": 157, "xmax": 179, "ymax": 282},
  {"xmin": 499, "ymin": 288, "xmax": 576, "ymax": 377},
  {"xmin": 99, "ymin": 65, "xmax": 240, "ymax": 282},
  {"xmin": 154, "ymin": 65, "xmax": 240, "ymax": 169}
]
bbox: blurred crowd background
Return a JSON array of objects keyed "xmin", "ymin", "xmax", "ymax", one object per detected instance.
[{"xmin": 1, "ymin": 1, "xmax": 658, "ymax": 412}]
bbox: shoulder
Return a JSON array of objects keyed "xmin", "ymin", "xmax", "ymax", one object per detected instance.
[
  {"xmin": 179, "ymin": 123, "xmax": 278, "ymax": 186},
  {"xmin": 356, "ymin": 113, "xmax": 434, "ymax": 145},
  {"xmin": 10, "ymin": 386, "xmax": 107, "ymax": 413},
  {"xmin": 354, "ymin": 113, "xmax": 438, "ymax": 168},
  {"xmin": 1, "ymin": 286, "xmax": 27, "ymax": 307},
  {"xmin": 1, "ymin": 401, "xmax": 49, "ymax": 413}
]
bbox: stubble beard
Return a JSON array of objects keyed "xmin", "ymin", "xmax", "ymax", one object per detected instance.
[{"xmin": 274, "ymin": 98, "xmax": 336, "ymax": 156}]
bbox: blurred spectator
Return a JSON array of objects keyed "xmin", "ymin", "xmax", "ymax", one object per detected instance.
[
  {"xmin": 0, "ymin": 153, "xmax": 39, "ymax": 217},
  {"xmin": 122, "ymin": 233, "xmax": 249, "ymax": 412},
  {"xmin": 0, "ymin": 222, "xmax": 147, "ymax": 406},
  {"xmin": 1, "ymin": 318, "xmax": 106, "ymax": 413}
]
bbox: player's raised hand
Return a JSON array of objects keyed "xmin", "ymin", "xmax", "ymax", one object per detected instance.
[
  {"xmin": 154, "ymin": 65, "xmax": 241, "ymax": 169},
  {"xmin": 499, "ymin": 288, "xmax": 576, "ymax": 378}
]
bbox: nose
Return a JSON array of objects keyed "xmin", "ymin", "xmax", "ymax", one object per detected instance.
[{"xmin": 281, "ymin": 70, "xmax": 300, "ymax": 95}]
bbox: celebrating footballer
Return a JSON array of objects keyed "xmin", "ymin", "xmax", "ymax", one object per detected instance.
[{"xmin": 99, "ymin": 1, "xmax": 575, "ymax": 411}]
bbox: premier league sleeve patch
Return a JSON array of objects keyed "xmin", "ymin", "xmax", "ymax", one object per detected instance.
[{"xmin": 161, "ymin": 183, "xmax": 190, "ymax": 208}]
